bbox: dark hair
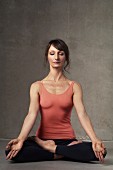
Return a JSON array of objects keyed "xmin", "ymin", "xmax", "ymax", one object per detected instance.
[{"xmin": 45, "ymin": 39, "xmax": 70, "ymax": 73}]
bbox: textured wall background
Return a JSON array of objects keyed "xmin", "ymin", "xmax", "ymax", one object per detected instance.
[{"xmin": 0, "ymin": 0, "xmax": 113, "ymax": 140}]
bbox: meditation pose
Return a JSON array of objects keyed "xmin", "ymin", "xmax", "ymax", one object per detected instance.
[{"xmin": 5, "ymin": 39, "xmax": 107, "ymax": 163}]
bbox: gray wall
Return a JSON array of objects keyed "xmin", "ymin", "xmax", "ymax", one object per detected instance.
[{"xmin": 0, "ymin": 0, "xmax": 113, "ymax": 140}]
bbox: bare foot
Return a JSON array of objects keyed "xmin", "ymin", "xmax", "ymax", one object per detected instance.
[
  {"xmin": 35, "ymin": 137, "xmax": 57, "ymax": 153},
  {"xmin": 34, "ymin": 137, "xmax": 63, "ymax": 159},
  {"xmin": 32, "ymin": 137, "xmax": 82, "ymax": 159},
  {"xmin": 67, "ymin": 140, "xmax": 82, "ymax": 146}
]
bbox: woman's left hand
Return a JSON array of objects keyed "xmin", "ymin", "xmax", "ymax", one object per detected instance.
[{"xmin": 92, "ymin": 138, "xmax": 106, "ymax": 162}]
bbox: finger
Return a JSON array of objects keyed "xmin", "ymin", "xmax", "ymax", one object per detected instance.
[
  {"xmin": 9, "ymin": 150, "xmax": 18, "ymax": 160},
  {"xmin": 9, "ymin": 150, "xmax": 16, "ymax": 160},
  {"xmin": 6, "ymin": 150, "xmax": 13, "ymax": 160},
  {"xmin": 94, "ymin": 151, "xmax": 99, "ymax": 158},
  {"xmin": 100, "ymin": 153, "xmax": 104, "ymax": 163},
  {"xmin": 12, "ymin": 150, "xmax": 19, "ymax": 157},
  {"xmin": 98, "ymin": 152, "xmax": 104, "ymax": 163},
  {"xmin": 8, "ymin": 151, "xmax": 15, "ymax": 160},
  {"xmin": 98, "ymin": 152, "xmax": 102, "ymax": 161},
  {"xmin": 96, "ymin": 151, "xmax": 104, "ymax": 163},
  {"xmin": 6, "ymin": 147, "xmax": 16, "ymax": 159},
  {"xmin": 97, "ymin": 151, "xmax": 101, "ymax": 161}
]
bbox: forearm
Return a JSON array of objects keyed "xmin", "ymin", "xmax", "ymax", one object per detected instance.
[
  {"xmin": 17, "ymin": 113, "xmax": 37, "ymax": 141},
  {"xmin": 78, "ymin": 112, "xmax": 98, "ymax": 142}
]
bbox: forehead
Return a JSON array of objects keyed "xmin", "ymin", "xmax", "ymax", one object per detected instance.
[{"xmin": 49, "ymin": 45, "xmax": 63, "ymax": 52}]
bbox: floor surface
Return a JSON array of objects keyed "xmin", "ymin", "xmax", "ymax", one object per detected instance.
[{"xmin": 0, "ymin": 139, "xmax": 113, "ymax": 170}]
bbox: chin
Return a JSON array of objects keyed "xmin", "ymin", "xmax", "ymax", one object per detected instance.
[{"xmin": 52, "ymin": 65, "xmax": 62, "ymax": 69}]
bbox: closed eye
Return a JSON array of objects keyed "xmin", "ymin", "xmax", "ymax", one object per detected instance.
[
  {"xmin": 50, "ymin": 53, "xmax": 55, "ymax": 55},
  {"xmin": 59, "ymin": 53, "xmax": 64, "ymax": 56}
]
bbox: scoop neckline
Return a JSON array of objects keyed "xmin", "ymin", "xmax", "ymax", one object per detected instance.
[{"xmin": 40, "ymin": 81, "xmax": 74, "ymax": 96}]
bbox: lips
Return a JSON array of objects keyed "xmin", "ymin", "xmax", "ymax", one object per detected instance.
[{"xmin": 53, "ymin": 62, "xmax": 60, "ymax": 63}]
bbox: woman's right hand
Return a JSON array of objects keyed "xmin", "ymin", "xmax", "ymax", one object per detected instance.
[{"xmin": 6, "ymin": 138, "xmax": 24, "ymax": 160}]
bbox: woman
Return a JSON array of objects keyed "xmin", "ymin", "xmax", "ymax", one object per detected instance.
[{"xmin": 5, "ymin": 39, "xmax": 107, "ymax": 163}]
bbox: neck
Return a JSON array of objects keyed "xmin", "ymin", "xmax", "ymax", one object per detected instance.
[{"xmin": 47, "ymin": 67, "xmax": 66, "ymax": 82}]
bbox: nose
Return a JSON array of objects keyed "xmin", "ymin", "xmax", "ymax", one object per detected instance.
[{"xmin": 55, "ymin": 53, "xmax": 59, "ymax": 60}]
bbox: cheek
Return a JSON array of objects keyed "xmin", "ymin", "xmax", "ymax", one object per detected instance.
[
  {"xmin": 61, "ymin": 56, "xmax": 66, "ymax": 63},
  {"xmin": 48, "ymin": 55, "xmax": 53, "ymax": 62}
]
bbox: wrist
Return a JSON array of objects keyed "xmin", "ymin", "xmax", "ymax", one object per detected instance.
[
  {"xmin": 91, "ymin": 138, "xmax": 102, "ymax": 144},
  {"xmin": 90, "ymin": 136, "xmax": 100, "ymax": 142},
  {"xmin": 17, "ymin": 136, "xmax": 26, "ymax": 142}
]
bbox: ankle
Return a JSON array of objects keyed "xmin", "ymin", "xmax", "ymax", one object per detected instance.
[{"xmin": 54, "ymin": 154, "xmax": 63, "ymax": 160}]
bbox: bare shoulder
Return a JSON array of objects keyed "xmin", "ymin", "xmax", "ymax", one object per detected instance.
[
  {"xmin": 73, "ymin": 81, "xmax": 83, "ymax": 93},
  {"xmin": 30, "ymin": 80, "xmax": 41, "ymax": 94}
]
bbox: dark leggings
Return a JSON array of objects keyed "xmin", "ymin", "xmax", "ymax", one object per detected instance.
[{"xmin": 5, "ymin": 137, "xmax": 107, "ymax": 163}]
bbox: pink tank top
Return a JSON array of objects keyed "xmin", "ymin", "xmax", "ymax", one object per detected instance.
[{"xmin": 36, "ymin": 81, "xmax": 76, "ymax": 139}]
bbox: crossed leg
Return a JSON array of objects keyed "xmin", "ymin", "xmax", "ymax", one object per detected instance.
[
  {"xmin": 5, "ymin": 137, "xmax": 107, "ymax": 163},
  {"xmin": 34, "ymin": 137, "xmax": 107, "ymax": 162},
  {"xmin": 34, "ymin": 137, "xmax": 82, "ymax": 159},
  {"xmin": 5, "ymin": 139, "xmax": 54, "ymax": 162},
  {"xmin": 5, "ymin": 137, "xmax": 81, "ymax": 162}
]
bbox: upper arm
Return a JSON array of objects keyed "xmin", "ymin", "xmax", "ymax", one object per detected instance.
[
  {"xmin": 73, "ymin": 82, "xmax": 86, "ymax": 116},
  {"xmin": 28, "ymin": 81, "xmax": 40, "ymax": 116}
]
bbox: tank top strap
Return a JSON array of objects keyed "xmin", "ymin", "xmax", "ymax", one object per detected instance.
[
  {"xmin": 38, "ymin": 80, "xmax": 75, "ymax": 95},
  {"xmin": 70, "ymin": 81, "xmax": 75, "ymax": 87},
  {"xmin": 71, "ymin": 81, "xmax": 75, "ymax": 85}
]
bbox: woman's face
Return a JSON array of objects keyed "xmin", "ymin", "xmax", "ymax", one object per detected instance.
[{"xmin": 48, "ymin": 45, "xmax": 66, "ymax": 69}]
